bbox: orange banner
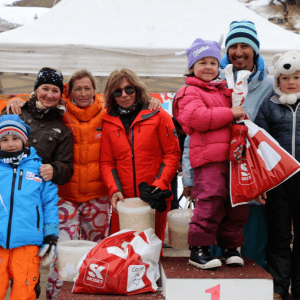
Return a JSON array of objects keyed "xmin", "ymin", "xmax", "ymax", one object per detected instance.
[
  {"xmin": 0, "ymin": 93, "xmax": 175, "ymax": 115},
  {"xmin": 0, "ymin": 94, "xmax": 30, "ymax": 112}
]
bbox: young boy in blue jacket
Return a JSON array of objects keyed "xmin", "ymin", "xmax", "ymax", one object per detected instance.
[{"xmin": 0, "ymin": 114, "xmax": 59, "ymax": 300}]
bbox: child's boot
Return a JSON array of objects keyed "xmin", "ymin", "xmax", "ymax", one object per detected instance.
[
  {"xmin": 189, "ymin": 246, "xmax": 222, "ymax": 270},
  {"xmin": 222, "ymin": 248, "xmax": 244, "ymax": 267},
  {"xmin": 273, "ymin": 293, "xmax": 283, "ymax": 300}
]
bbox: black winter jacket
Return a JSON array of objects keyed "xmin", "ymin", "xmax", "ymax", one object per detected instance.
[
  {"xmin": 255, "ymin": 94, "xmax": 300, "ymax": 161},
  {"xmin": 2, "ymin": 97, "xmax": 74, "ymax": 185}
]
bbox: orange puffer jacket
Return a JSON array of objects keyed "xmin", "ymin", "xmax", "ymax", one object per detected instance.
[{"xmin": 58, "ymin": 93, "xmax": 108, "ymax": 202}]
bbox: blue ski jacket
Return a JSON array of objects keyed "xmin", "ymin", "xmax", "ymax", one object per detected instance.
[{"xmin": 0, "ymin": 147, "xmax": 58, "ymax": 249}]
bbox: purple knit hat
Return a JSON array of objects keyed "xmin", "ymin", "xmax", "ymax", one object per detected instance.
[{"xmin": 186, "ymin": 38, "xmax": 221, "ymax": 69}]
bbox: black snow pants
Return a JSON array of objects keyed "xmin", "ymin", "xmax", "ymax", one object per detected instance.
[{"xmin": 265, "ymin": 172, "xmax": 300, "ymax": 300}]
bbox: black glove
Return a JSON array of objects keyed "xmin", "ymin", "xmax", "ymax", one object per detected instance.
[
  {"xmin": 38, "ymin": 234, "xmax": 58, "ymax": 267},
  {"xmin": 138, "ymin": 182, "xmax": 172, "ymax": 212}
]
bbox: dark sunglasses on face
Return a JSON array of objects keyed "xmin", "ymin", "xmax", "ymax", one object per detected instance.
[{"xmin": 112, "ymin": 86, "xmax": 135, "ymax": 98}]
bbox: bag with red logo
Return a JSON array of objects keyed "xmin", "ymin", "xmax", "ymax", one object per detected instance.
[
  {"xmin": 230, "ymin": 119, "xmax": 300, "ymax": 207},
  {"xmin": 72, "ymin": 228, "xmax": 162, "ymax": 295}
]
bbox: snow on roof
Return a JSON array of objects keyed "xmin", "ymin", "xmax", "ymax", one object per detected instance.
[{"xmin": 0, "ymin": 0, "xmax": 299, "ymax": 76}]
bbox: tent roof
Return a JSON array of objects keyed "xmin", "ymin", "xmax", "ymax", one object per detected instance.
[{"xmin": 0, "ymin": 0, "xmax": 299, "ymax": 76}]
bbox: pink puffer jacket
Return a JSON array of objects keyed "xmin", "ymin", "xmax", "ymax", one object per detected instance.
[{"xmin": 176, "ymin": 76, "xmax": 233, "ymax": 168}]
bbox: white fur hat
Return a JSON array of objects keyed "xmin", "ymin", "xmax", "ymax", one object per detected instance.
[{"xmin": 272, "ymin": 51, "xmax": 300, "ymax": 104}]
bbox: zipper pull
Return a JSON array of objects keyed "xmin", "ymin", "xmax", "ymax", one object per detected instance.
[{"xmin": 18, "ymin": 170, "xmax": 24, "ymax": 190}]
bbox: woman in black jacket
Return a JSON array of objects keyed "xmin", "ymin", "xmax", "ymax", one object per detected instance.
[{"xmin": 3, "ymin": 67, "xmax": 74, "ymax": 185}]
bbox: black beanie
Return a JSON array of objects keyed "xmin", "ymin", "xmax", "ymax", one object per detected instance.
[{"xmin": 34, "ymin": 67, "xmax": 64, "ymax": 94}]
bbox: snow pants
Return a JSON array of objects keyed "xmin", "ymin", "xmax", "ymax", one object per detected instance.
[
  {"xmin": 188, "ymin": 161, "xmax": 248, "ymax": 248},
  {"xmin": 0, "ymin": 245, "xmax": 40, "ymax": 300},
  {"xmin": 46, "ymin": 196, "xmax": 111, "ymax": 300},
  {"xmin": 241, "ymin": 203, "xmax": 268, "ymax": 268},
  {"xmin": 265, "ymin": 172, "xmax": 300, "ymax": 300},
  {"xmin": 211, "ymin": 204, "xmax": 268, "ymax": 266}
]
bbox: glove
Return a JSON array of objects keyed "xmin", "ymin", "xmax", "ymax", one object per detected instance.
[
  {"xmin": 138, "ymin": 182, "xmax": 172, "ymax": 212},
  {"xmin": 39, "ymin": 223, "xmax": 59, "ymax": 267},
  {"xmin": 229, "ymin": 123, "xmax": 248, "ymax": 162},
  {"xmin": 39, "ymin": 234, "xmax": 58, "ymax": 267}
]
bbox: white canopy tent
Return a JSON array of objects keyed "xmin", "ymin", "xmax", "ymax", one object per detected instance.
[{"xmin": 0, "ymin": 0, "xmax": 299, "ymax": 77}]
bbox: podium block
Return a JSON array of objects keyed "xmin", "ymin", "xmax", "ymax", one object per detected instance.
[{"xmin": 160, "ymin": 257, "xmax": 273, "ymax": 300}]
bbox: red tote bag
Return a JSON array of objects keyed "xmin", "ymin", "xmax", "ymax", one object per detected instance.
[
  {"xmin": 230, "ymin": 120, "xmax": 300, "ymax": 207},
  {"xmin": 72, "ymin": 228, "xmax": 162, "ymax": 295}
]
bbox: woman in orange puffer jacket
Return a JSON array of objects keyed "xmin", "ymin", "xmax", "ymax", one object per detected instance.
[{"xmin": 47, "ymin": 69, "xmax": 111, "ymax": 300}]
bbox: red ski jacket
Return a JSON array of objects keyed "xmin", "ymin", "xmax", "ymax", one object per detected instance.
[{"xmin": 100, "ymin": 105, "xmax": 181, "ymax": 199}]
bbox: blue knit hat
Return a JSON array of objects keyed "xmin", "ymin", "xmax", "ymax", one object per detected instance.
[
  {"xmin": 186, "ymin": 38, "xmax": 221, "ymax": 69},
  {"xmin": 225, "ymin": 20, "xmax": 260, "ymax": 55},
  {"xmin": 0, "ymin": 114, "xmax": 31, "ymax": 146}
]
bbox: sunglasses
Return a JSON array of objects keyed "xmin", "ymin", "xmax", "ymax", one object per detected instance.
[{"xmin": 112, "ymin": 86, "xmax": 135, "ymax": 98}]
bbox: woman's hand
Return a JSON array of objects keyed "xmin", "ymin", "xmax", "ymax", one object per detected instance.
[
  {"xmin": 39, "ymin": 164, "xmax": 54, "ymax": 182},
  {"xmin": 111, "ymin": 191, "xmax": 124, "ymax": 212},
  {"xmin": 7, "ymin": 98, "xmax": 24, "ymax": 115},
  {"xmin": 148, "ymin": 97, "xmax": 162, "ymax": 110},
  {"xmin": 255, "ymin": 192, "xmax": 267, "ymax": 205}
]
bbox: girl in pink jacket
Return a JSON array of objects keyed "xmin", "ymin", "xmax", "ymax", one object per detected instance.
[{"xmin": 176, "ymin": 38, "xmax": 246, "ymax": 270}]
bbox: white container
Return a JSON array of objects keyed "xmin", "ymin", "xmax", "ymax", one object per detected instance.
[
  {"xmin": 117, "ymin": 198, "xmax": 155, "ymax": 233},
  {"xmin": 57, "ymin": 240, "xmax": 97, "ymax": 282},
  {"xmin": 167, "ymin": 203, "xmax": 193, "ymax": 250}
]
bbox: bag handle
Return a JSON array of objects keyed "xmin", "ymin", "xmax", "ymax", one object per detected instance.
[{"xmin": 181, "ymin": 198, "xmax": 193, "ymax": 219}]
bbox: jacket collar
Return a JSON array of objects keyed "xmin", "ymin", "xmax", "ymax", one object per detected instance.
[
  {"xmin": 270, "ymin": 94, "xmax": 281, "ymax": 104},
  {"xmin": 220, "ymin": 53, "xmax": 268, "ymax": 83},
  {"xmin": 64, "ymin": 94, "xmax": 105, "ymax": 122},
  {"xmin": 185, "ymin": 76, "xmax": 227, "ymax": 91},
  {"xmin": 220, "ymin": 61, "xmax": 269, "ymax": 94},
  {"xmin": 26, "ymin": 97, "xmax": 63, "ymax": 121},
  {"xmin": 105, "ymin": 103, "xmax": 160, "ymax": 122},
  {"xmin": 271, "ymin": 94, "xmax": 300, "ymax": 110},
  {"xmin": 107, "ymin": 103, "xmax": 153, "ymax": 116}
]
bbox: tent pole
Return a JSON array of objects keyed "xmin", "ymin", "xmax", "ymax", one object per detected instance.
[{"xmin": 0, "ymin": 73, "xmax": 3, "ymax": 95}]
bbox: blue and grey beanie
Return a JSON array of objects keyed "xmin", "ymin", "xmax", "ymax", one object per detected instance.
[
  {"xmin": 225, "ymin": 20, "xmax": 260, "ymax": 55},
  {"xmin": 0, "ymin": 114, "xmax": 31, "ymax": 146}
]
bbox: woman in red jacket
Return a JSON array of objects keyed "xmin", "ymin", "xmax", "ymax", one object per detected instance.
[{"xmin": 100, "ymin": 68, "xmax": 181, "ymax": 244}]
